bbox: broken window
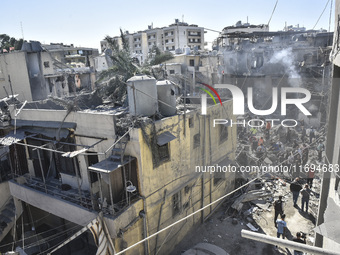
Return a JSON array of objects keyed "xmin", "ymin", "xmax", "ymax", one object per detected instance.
[
  {"xmin": 219, "ymin": 125, "xmax": 228, "ymax": 144},
  {"xmin": 193, "ymin": 133, "xmax": 200, "ymax": 148},
  {"xmin": 44, "ymin": 61, "xmax": 50, "ymax": 68},
  {"xmin": 172, "ymin": 191, "xmax": 181, "ymax": 217},
  {"xmin": 158, "ymin": 144, "xmax": 170, "ymax": 162},
  {"xmin": 9, "ymin": 143, "xmax": 29, "ymax": 177},
  {"xmin": 189, "ymin": 117, "xmax": 194, "ymax": 128},
  {"xmin": 169, "ymin": 70, "xmax": 175, "ymax": 74},
  {"xmin": 189, "ymin": 59, "xmax": 195, "ymax": 66}
]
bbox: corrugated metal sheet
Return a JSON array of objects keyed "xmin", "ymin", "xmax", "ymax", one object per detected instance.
[{"xmin": 88, "ymin": 157, "xmax": 135, "ymax": 173}]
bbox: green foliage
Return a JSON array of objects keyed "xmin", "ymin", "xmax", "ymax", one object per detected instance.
[
  {"xmin": 97, "ymin": 29, "xmax": 140, "ymax": 104},
  {"xmin": 0, "ymin": 34, "xmax": 24, "ymax": 51},
  {"xmin": 148, "ymin": 46, "xmax": 174, "ymax": 66}
]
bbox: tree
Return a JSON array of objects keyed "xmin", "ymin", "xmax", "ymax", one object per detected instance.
[
  {"xmin": 97, "ymin": 30, "xmax": 145, "ymax": 105},
  {"xmin": 0, "ymin": 34, "xmax": 24, "ymax": 51},
  {"xmin": 148, "ymin": 45, "xmax": 174, "ymax": 66}
]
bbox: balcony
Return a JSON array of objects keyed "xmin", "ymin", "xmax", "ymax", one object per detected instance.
[
  {"xmin": 9, "ymin": 175, "xmax": 96, "ymax": 226},
  {"xmin": 188, "ymin": 32, "xmax": 201, "ymax": 37}
]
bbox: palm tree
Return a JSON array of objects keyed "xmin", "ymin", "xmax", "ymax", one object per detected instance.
[{"xmin": 97, "ymin": 29, "xmax": 139, "ymax": 105}]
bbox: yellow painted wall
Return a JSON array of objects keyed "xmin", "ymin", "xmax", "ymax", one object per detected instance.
[{"xmin": 115, "ymin": 100, "xmax": 237, "ymax": 254}]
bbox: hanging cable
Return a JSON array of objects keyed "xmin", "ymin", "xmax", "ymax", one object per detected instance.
[{"xmin": 313, "ymin": 0, "xmax": 331, "ymax": 30}]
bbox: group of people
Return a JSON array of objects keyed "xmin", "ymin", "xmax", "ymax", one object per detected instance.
[
  {"xmin": 275, "ymin": 213, "xmax": 307, "ymax": 255},
  {"xmin": 242, "ymin": 121, "xmax": 324, "ymax": 180},
  {"xmin": 239, "ymin": 119, "xmax": 324, "ymax": 254},
  {"xmin": 273, "ymin": 180, "xmax": 312, "ymax": 254}
]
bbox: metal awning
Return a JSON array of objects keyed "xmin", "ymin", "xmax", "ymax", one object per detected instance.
[
  {"xmin": 157, "ymin": 131, "xmax": 176, "ymax": 146},
  {"xmin": 88, "ymin": 157, "xmax": 135, "ymax": 174},
  {"xmin": 0, "ymin": 130, "xmax": 36, "ymax": 146}
]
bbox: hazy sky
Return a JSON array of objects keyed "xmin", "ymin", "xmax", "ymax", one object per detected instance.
[{"xmin": 1, "ymin": 0, "xmax": 334, "ymax": 51}]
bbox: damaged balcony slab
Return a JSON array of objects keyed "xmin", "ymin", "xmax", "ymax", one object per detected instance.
[
  {"xmin": 12, "ymin": 119, "xmax": 77, "ymax": 129},
  {"xmin": 9, "ymin": 179, "xmax": 97, "ymax": 226}
]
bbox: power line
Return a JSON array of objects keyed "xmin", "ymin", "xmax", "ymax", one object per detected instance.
[
  {"xmin": 313, "ymin": 0, "xmax": 331, "ymax": 30},
  {"xmin": 116, "ymin": 127, "xmax": 327, "ymax": 255},
  {"xmin": 115, "ymin": 176, "xmax": 259, "ymax": 255}
]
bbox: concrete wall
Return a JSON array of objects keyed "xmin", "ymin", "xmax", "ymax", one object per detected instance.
[
  {"xmin": 316, "ymin": 2, "xmax": 340, "ymax": 248},
  {"xmin": 9, "ymin": 108, "xmax": 116, "ymax": 190},
  {"xmin": 0, "ymin": 52, "xmax": 32, "ymax": 101},
  {"xmin": 9, "ymin": 180, "xmax": 97, "ymax": 226},
  {"xmin": 117, "ymin": 100, "xmax": 237, "ymax": 254}
]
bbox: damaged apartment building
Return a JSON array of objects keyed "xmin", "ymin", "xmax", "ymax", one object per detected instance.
[
  {"xmin": 0, "ymin": 74, "xmax": 237, "ymax": 254},
  {"xmin": 100, "ymin": 19, "xmax": 205, "ymax": 65},
  {"xmin": 213, "ymin": 20, "xmax": 333, "ymax": 127},
  {"xmin": 0, "ymin": 41, "xmax": 98, "ymax": 102}
]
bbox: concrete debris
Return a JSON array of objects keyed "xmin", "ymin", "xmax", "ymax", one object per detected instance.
[
  {"xmin": 246, "ymin": 223, "xmax": 259, "ymax": 232},
  {"xmin": 231, "ymin": 190, "xmax": 272, "ymax": 211}
]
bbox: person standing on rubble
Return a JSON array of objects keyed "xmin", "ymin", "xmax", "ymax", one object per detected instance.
[
  {"xmin": 250, "ymin": 136, "xmax": 258, "ymax": 152},
  {"xmin": 307, "ymin": 167, "xmax": 315, "ymax": 188},
  {"xmin": 276, "ymin": 214, "xmax": 287, "ymax": 239},
  {"xmin": 250, "ymin": 127, "xmax": 258, "ymax": 136},
  {"xmin": 274, "ymin": 196, "xmax": 284, "ymax": 228},
  {"xmin": 301, "ymin": 126, "xmax": 306, "ymax": 143},
  {"xmin": 290, "ymin": 178, "xmax": 302, "ymax": 207},
  {"xmin": 286, "ymin": 127, "xmax": 291, "ymax": 144},
  {"xmin": 316, "ymin": 141, "xmax": 325, "ymax": 162},
  {"xmin": 302, "ymin": 144, "xmax": 309, "ymax": 166},
  {"xmin": 265, "ymin": 121, "xmax": 271, "ymax": 140},
  {"xmin": 309, "ymin": 127, "xmax": 315, "ymax": 144},
  {"xmin": 300, "ymin": 184, "xmax": 311, "ymax": 213}
]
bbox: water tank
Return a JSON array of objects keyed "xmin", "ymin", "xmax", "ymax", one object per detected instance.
[
  {"xmin": 156, "ymin": 80, "xmax": 177, "ymax": 116},
  {"xmin": 184, "ymin": 47, "xmax": 191, "ymax": 55},
  {"xmin": 127, "ymin": 75, "xmax": 158, "ymax": 116}
]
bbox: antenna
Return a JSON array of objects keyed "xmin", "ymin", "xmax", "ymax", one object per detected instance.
[{"xmin": 20, "ymin": 21, "xmax": 24, "ymax": 40}]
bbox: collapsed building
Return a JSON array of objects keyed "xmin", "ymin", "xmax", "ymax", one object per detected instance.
[
  {"xmin": 0, "ymin": 74, "xmax": 237, "ymax": 254},
  {"xmin": 213, "ymin": 22, "xmax": 333, "ymax": 127},
  {"xmin": 0, "ymin": 42, "xmax": 98, "ymax": 102}
]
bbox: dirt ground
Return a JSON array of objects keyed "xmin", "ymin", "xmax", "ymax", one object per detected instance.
[{"xmin": 171, "ymin": 175, "xmax": 320, "ymax": 255}]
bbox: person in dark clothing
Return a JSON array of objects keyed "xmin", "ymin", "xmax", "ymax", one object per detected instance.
[
  {"xmin": 290, "ymin": 178, "xmax": 302, "ymax": 207},
  {"xmin": 309, "ymin": 127, "xmax": 315, "ymax": 144},
  {"xmin": 250, "ymin": 136, "xmax": 258, "ymax": 152},
  {"xmin": 292, "ymin": 232, "xmax": 306, "ymax": 255},
  {"xmin": 293, "ymin": 139, "xmax": 299, "ymax": 149},
  {"xmin": 301, "ymin": 126, "xmax": 306, "ymax": 142},
  {"xmin": 286, "ymin": 127, "xmax": 291, "ymax": 143},
  {"xmin": 302, "ymin": 144, "xmax": 309, "ymax": 166},
  {"xmin": 300, "ymin": 184, "xmax": 311, "ymax": 212},
  {"xmin": 274, "ymin": 196, "xmax": 284, "ymax": 227}
]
